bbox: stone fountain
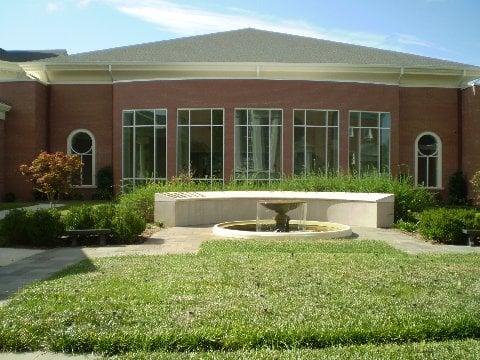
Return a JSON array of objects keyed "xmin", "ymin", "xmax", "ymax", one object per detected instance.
[
  {"xmin": 212, "ymin": 198, "xmax": 352, "ymax": 239},
  {"xmin": 257, "ymin": 200, "xmax": 306, "ymax": 232}
]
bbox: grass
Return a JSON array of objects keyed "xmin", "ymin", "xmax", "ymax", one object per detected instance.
[
  {"xmin": 0, "ymin": 202, "xmax": 34, "ymax": 211},
  {"xmin": 116, "ymin": 340, "xmax": 480, "ymax": 359},
  {"xmin": 1, "ymin": 239, "xmax": 480, "ymax": 356}
]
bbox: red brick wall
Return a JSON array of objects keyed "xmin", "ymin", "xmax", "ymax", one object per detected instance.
[
  {"xmin": 0, "ymin": 119, "xmax": 4, "ymax": 199},
  {"xmin": 399, "ymin": 87, "xmax": 459, "ymax": 189},
  {"xmin": 113, "ymin": 79, "xmax": 401, "ymax": 187},
  {"xmin": 0, "ymin": 79, "xmax": 466, "ymax": 199},
  {"xmin": 462, "ymin": 85, "xmax": 480, "ymax": 192},
  {"xmin": 0, "ymin": 81, "xmax": 48, "ymax": 200},
  {"xmin": 49, "ymin": 84, "xmax": 113, "ymax": 196}
]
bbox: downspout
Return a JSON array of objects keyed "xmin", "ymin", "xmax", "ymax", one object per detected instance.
[
  {"xmin": 457, "ymin": 89, "xmax": 463, "ymax": 173},
  {"xmin": 108, "ymin": 64, "xmax": 114, "ymax": 82},
  {"xmin": 397, "ymin": 67, "xmax": 404, "ymax": 84}
]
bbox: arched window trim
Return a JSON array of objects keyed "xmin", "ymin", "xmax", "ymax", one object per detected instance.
[
  {"xmin": 415, "ymin": 131, "xmax": 442, "ymax": 189},
  {"xmin": 67, "ymin": 129, "xmax": 96, "ymax": 188}
]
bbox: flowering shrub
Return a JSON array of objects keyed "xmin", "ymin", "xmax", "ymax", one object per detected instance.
[{"xmin": 19, "ymin": 151, "xmax": 82, "ymax": 205}]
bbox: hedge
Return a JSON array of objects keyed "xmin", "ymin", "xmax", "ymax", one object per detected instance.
[
  {"xmin": 119, "ymin": 173, "xmax": 436, "ymax": 224},
  {"xmin": 0, "ymin": 204, "xmax": 146, "ymax": 248},
  {"xmin": 418, "ymin": 208, "xmax": 479, "ymax": 244}
]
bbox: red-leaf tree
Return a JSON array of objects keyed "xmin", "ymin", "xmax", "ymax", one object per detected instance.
[{"xmin": 19, "ymin": 151, "xmax": 83, "ymax": 206}]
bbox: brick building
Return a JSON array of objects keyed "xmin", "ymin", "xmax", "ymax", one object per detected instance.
[{"xmin": 0, "ymin": 29, "xmax": 479, "ymax": 200}]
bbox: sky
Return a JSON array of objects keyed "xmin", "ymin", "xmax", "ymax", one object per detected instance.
[{"xmin": 1, "ymin": 0, "xmax": 479, "ymax": 65}]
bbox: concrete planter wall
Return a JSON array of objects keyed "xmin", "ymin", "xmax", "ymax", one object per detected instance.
[{"xmin": 154, "ymin": 191, "xmax": 394, "ymax": 228}]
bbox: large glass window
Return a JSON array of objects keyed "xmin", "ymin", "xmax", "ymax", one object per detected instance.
[
  {"xmin": 68, "ymin": 129, "xmax": 95, "ymax": 186},
  {"xmin": 122, "ymin": 109, "xmax": 167, "ymax": 188},
  {"xmin": 176, "ymin": 109, "xmax": 224, "ymax": 181},
  {"xmin": 349, "ymin": 111, "xmax": 390, "ymax": 174},
  {"xmin": 234, "ymin": 109, "xmax": 282, "ymax": 181},
  {"xmin": 293, "ymin": 110, "xmax": 339, "ymax": 175},
  {"xmin": 416, "ymin": 132, "xmax": 442, "ymax": 188}
]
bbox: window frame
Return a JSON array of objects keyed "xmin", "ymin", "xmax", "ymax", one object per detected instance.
[
  {"xmin": 233, "ymin": 108, "xmax": 284, "ymax": 182},
  {"xmin": 67, "ymin": 128, "xmax": 96, "ymax": 188},
  {"xmin": 292, "ymin": 109, "xmax": 340, "ymax": 176},
  {"xmin": 348, "ymin": 110, "xmax": 391, "ymax": 175},
  {"xmin": 121, "ymin": 108, "xmax": 168, "ymax": 189},
  {"xmin": 415, "ymin": 131, "xmax": 442, "ymax": 189},
  {"xmin": 176, "ymin": 108, "xmax": 225, "ymax": 183}
]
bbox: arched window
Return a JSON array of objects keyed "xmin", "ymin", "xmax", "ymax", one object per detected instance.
[
  {"xmin": 67, "ymin": 129, "xmax": 95, "ymax": 186},
  {"xmin": 415, "ymin": 132, "xmax": 441, "ymax": 188}
]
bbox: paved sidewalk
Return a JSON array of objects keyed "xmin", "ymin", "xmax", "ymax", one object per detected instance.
[{"xmin": 0, "ymin": 248, "xmax": 44, "ymax": 266}]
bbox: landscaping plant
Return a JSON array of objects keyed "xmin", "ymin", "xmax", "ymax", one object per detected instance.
[
  {"xmin": 0, "ymin": 208, "xmax": 64, "ymax": 247},
  {"xmin": 447, "ymin": 171, "xmax": 468, "ymax": 205},
  {"xmin": 19, "ymin": 151, "xmax": 82, "ymax": 206},
  {"xmin": 471, "ymin": 170, "xmax": 480, "ymax": 205},
  {"xmin": 119, "ymin": 173, "xmax": 435, "ymax": 224},
  {"xmin": 418, "ymin": 208, "xmax": 477, "ymax": 244}
]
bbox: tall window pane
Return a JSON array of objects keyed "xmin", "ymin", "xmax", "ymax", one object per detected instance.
[
  {"xmin": 416, "ymin": 133, "xmax": 441, "ymax": 188},
  {"xmin": 293, "ymin": 110, "xmax": 339, "ymax": 176},
  {"xmin": 68, "ymin": 130, "xmax": 95, "ymax": 186},
  {"xmin": 155, "ymin": 126, "xmax": 167, "ymax": 178},
  {"xmin": 122, "ymin": 109, "xmax": 167, "ymax": 189},
  {"xmin": 135, "ymin": 127, "xmax": 155, "ymax": 179},
  {"xmin": 123, "ymin": 127, "xmax": 133, "ymax": 178},
  {"xmin": 349, "ymin": 111, "xmax": 390, "ymax": 175},
  {"xmin": 177, "ymin": 126, "xmax": 189, "ymax": 174},
  {"xmin": 234, "ymin": 109, "xmax": 282, "ymax": 181},
  {"xmin": 176, "ymin": 109, "xmax": 224, "ymax": 182}
]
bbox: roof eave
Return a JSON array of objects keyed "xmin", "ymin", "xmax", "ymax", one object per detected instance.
[{"xmin": 17, "ymin": 61, "xmax": 480, "ymax": 88}]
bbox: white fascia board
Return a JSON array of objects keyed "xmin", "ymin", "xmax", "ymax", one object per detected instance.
[{"xmin": 18, "ymin": 61, "xmax": 480, "ymax": 88}]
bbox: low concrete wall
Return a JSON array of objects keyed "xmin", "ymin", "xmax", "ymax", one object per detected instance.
[{"xmin": 154, "ymin": 191, "xmax": 395, "ymax": 228}]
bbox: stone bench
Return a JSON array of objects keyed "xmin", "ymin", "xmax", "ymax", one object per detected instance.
[
  {"xmin": 64, "ymin": 229, "xmax": 111, "ymax": 246},
  {"xmin": 154, "ymin": 191, "xmax": 394, "ymax": 228}
]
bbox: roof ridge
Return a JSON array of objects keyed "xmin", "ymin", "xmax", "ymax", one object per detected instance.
[{"xmin": 35, "ymin": 28, "xmax": 479, "ymax": 70}]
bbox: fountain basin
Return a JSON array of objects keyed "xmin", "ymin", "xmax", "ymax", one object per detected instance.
[{"xmin": 213, "ymin": 220, "xmax": 352, "ymax": 239}]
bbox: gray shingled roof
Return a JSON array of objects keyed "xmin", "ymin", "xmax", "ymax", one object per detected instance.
[
  {"xmin": 1, "ymin": 49, "xmax": 66, "ymax": 62},
  {"xmin": 41, "ymin": 28, "xmax": 479, "ymax": 70}
]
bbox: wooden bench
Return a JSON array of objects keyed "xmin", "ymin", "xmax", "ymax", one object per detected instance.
[
  {"xmin": 64, "ymin": 229, "xmax": 111, "ymax": 246},
  {"xmin": 462, "ymin": 229, "xmax": 480, "ymax": 247}
]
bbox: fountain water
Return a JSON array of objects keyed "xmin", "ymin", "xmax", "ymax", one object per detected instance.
[
  {"xmin": 256, "ymin": 200, "xmax": 306, "ymax": 232},
  {"xmin": 212, "ymin": 199, "xmax": 352, "ymax": 239}
]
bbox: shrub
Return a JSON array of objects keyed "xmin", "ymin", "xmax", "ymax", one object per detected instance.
[
  {"xmin": 447, "ymin": 171, "xmax": 468, "ymax": 205},
  {"xmin": 3, "ymin": 192, "xmax": 16, "ymax": 203},
  {"xmin": 0, "ymin": 209, "xmax": 64, "ymax": 247},
  {"xmin": 63, "ymin": 205, "xmax": 95, "ymax": 230},
  {"xmin": 19, "ymin": 151, "xmax": 82, "ymax": 205},
  {"xmin": 94, "ymin": 167, "xmax": 114, "ymax": 200},
  {"xmin": 395, "ymin": 219, "xmax": 418, "ymax": 233},
  {"xmin": 119, "ymin": 173, "xmax": 435, "ymax": 224},
  {"xmin": 0, "ymin": 209, "xmax": 29, "ymax": 245},
  {"xmin": 471, "ymin": 170, "xmax": 480, "ymax": 205},
  {"xmin": 91, "ymin": 204, "xmax": 116, "ymax": 229},
  {"xmin": 418, "ymin": 208, "xmax": 477, "ymax": 244},
  {"xmin": 26, "ymin": 210, "xmax": 65, "ymax": 247},
  {"xmin": 111, "ymin": 204, "xmax": 146, "ymax": 243}
]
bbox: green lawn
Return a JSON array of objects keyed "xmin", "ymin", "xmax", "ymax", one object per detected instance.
[
  {"xmin": 117, "ymin": 340, "xmax": 480, "ymax": 359},
  {"xmin": 1, "ymin": 240, "xmax": 480, "ymax": 357}
]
